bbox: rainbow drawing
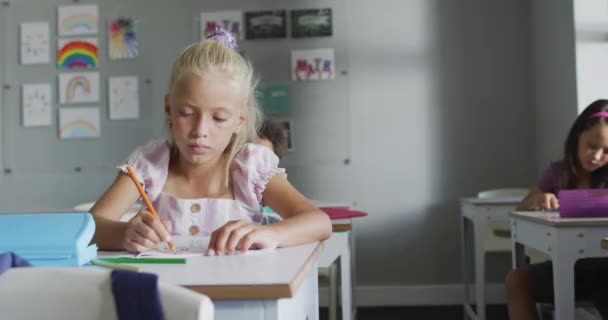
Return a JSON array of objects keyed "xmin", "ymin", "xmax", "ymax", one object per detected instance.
[
  {"xmin": 57, "ymin": 38, "xmax": 98, "ymax": 69},
  {"xmin": 60, "ymin": 120, "xmax": 99, "ymax": 138},
  {"xmin": 59, "ymin": 108, "xmax": 100, "ymax": 139},
  {"xmin": 59, "ymin": 72, "xmax": 99, "ymax": 104},
  {"xmin": 59, "ymin": 15, "xmax": 97, "ymax": 34},
  {"xmin": 58, "ymin": 5, "xmax": 99, "ymax": 36},
  {"xmin": 65, "ymin": 75, "xmax": 91, "ymax": 101}
]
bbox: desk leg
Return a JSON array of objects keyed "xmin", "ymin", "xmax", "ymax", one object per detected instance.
[
  {"xmin": 306, "ymin": 266, "xmax": 321, "ymax": 320},
  {"xmin": 350, "ymin": 226, "xmax": 358, "ymax": 320},
  {"xmin": 473, "ymin": 215, "xmax": 486, "ymax": 320},
  {"xmin": 341, "ymin": 231, "xmax": 353, "ymax": 320},
  {"xmin": 552, "ymin": 249, "xmax": 575, "ymax": 320},
  {"xmin": 512, "ymin": 242, "xmax": 526, "ymax": 269},
  {"xmin": 462, "ymin": 215, "xmax": 472, "ymax": 320},
  {"xmin": 214, "ymin": 266, "xmax": 319, "ymax": 320}
]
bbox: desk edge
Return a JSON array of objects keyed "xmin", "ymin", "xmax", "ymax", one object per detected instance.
[
  {"xmin": 186, "ymin": 242, "xmax": 324, "ymax": 300},
  {"xmin": 511, "ymin": 211, "xmax": 608, "ymax": 227}
]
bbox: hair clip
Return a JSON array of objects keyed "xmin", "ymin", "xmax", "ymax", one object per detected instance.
[{"xmin": 207, "ymin": 27, "xmax": 237, "ymax": 49}]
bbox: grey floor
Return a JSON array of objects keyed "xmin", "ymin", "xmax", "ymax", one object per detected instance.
[{"xmin": 320, "ymin": 305, "xmax": 509, "ymax": 320}]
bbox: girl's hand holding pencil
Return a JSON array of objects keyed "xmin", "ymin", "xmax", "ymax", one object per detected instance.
[
  {"xmin": 123, "ymin": 208, "xmax": 174, "ymax": 253},
  {"xmin": 123, "ymin": 165, "xmax": 175, "ymax": 254}
]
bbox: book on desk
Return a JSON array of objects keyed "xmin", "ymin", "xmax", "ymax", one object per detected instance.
[{"xmin": 559, "ymin": 189, "xmax": 608, "ymax": 218}]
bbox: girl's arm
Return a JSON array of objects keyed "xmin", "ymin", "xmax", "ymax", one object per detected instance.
[
  {"xmin": 207, "ymin": 172, "xmax": 332, "ymax": 255},
  {"xmin": 90, "ymin": 173, "xmax": 139, "ymax": 250},
  {"xmin": 261, "ymin": 173, "xmax": 333, "ymax": 247},
  {"xmin": 91, "ymin": 173, "xmax": 174, "ymax": 252},
  {"xmin": 516, "ymin": 186, "xmax": 558, "ymax": 211}
]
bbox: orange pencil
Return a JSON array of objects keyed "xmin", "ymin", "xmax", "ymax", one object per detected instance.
[{"xmin": 125, "ymin": 165, "xmax": 176, "ymax": 253}]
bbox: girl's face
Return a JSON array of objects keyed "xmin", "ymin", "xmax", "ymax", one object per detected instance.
[
  {"xmin": 578, "ymin": 122, "xmax": 608, "ymax": 172},
  {"xmin": 165, "ymin": 73, "xmax": 245, "ymax": 165}
]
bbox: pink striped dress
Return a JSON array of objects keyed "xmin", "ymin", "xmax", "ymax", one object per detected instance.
[{"xmin": 118, "ymin": 138, "xmax": 284, "ymax": 236}]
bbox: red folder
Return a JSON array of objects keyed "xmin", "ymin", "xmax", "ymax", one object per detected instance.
[{"xmin": 320, "ymin": 207, "xmax": 368, "ymax": 220}]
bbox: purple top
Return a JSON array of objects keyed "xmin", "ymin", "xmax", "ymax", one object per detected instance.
[{"xmin": 537, "ymin": 161, "xmax": 564, "ymax": 195}]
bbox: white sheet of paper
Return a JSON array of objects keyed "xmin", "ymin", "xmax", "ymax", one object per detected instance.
[
  {"xmin": 22, "ymin": 83, "xmax": 52, "ymax": 127},
  {"xmin": 20, "ymin": 22, "xmax": 50, "ymax": 64},
  {"xmin": 58, "ymin": 107, "xmax": 100, "ymax": 139},
  {"xmin": 136, "ymin": 236, "xmax": 275, "ymax": 257},
  {"xmin": 58, "ymin": 4, "xmax": 99, "ymax": 36},
  {"xmin": 58, "ymin": 72, "xmax": 100, "ymax": 104},
  {"xmin": 108, "ymin": 76, "xmax": 139, "ymax": 119}
]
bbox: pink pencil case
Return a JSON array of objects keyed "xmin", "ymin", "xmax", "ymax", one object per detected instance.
[{"xmin": 558, "ymin": 189, "xmax": 608, "ymax": 218}]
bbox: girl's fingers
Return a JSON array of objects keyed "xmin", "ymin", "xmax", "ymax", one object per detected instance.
[
  {"xmin": 550, "ymin": 196, "xmax": 559, "ymax": 209},
  {"xmin": 161, "ymin": 219, "xmax": 173, "ymax": 234},
  {"xmin": 541, "ymin": 196, "xmax": 551, "ymax": 210},
  {"xmin": 211, "ymin": 220, "xmax": 247, "ymax": 255},
  {"xmin": 225, "ymin": 225, "xmax": 255, "ymax": 254},
  {"xmin": 238, "ymin": 232, "xmax": 257, "ymax": 254},
  {"xmin": 207, "ymin": 230, "xmax": 219, "ymax": 256},
  {"xmin": 125, "ymin": 228, "xmax": 155, "ymax": 252},
  {"xmin": 140, "ymin": 211, "xmax": 171, "ymax": 242},
  {"xmin": 125, "ymin": 240, "xmax": 149, "ymax": 253},
  {"xmin": 133, "ymin": 220, "xmax": 161, "ymax": 243}
]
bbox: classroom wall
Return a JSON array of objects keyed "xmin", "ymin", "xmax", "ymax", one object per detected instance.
[
  {"xmin": 0, "ymin": 0, "xmax": 191, "ymax": 211},
  {"xmin": 288, "ymin": 0, "xmax": 535, "ymax": 299},
  {"xmin": 574, "ymin": 0, "xmax": 608, "ymax": 114},
  {"xmin": 1, "ymin": 0, "xmax": 539, "ymax": 304},
  {"xmin": 531, "ymin": 0, "xmax": 578, "ymax": 174},
  {"xmin": 0, "ymin": 0, "xmax": 351, "ymax": 211}
]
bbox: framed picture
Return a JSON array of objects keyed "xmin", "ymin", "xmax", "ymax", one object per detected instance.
[
  {"xmin": 200, "ymin": 11, "xmax": 243, "ymax": 40},
  {"xmin": 245, "ymin": 10, "xmax": 286, "ymax": 39},
  {"xmin": 291, "ymin": 8, "xmax": 332, "ymax": 38},
  {"xmin": 291, "ymin": 49, "xmax": 335, "ymax": 81},
  {"xmin": 258, "ymin": 83, "xmax": 290, "ymax": 115}
]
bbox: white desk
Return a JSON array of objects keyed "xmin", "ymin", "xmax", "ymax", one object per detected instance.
[
  {"xmin": 313, "ymin": 200, "xmax": 360, "ymax": 320},
  {"xmin": 511, "ymin": 211, "xmax": 608, "ymax": 320},
  {"xmin": 460, "ymin": 197, "xmax": 522, "ymax": 320},
  {"xmin": 319, "ymin": 218, "xmax": 357, "ymax": 320},
  {"xmin": 87, "ymin": 198, "xmax": 359, "ymax": 320},
  {"xmin": 100, "ymin": 242, "xmax": 323, "ymax": 320}
]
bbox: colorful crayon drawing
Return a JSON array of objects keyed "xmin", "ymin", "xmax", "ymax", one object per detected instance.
[
  {"xmin": 59, "ymin": 107, "xmax": 100, "ymax": 139},
  {"xmin": 109, "ymin": 18, "xmax": 139, "ymax": 60},
  {"xmin": 57, "ymin": 38, "xmax": 98, "ymax": 69},
  {"xmin": 58, "ymin": 72, "xmax": 100, "ymax": 104},
  {"xmin": 58, "ymin": 5, "xmax": 99, "ymax": 36},
  {"xmin": 200, "ymin": 11, "xmax": 243, "ymax": 40},
  {"xmin": 20, "ymin": 22, "xmax": 50, "ymax": 64},
  {"xmin": 291, "ymin": 49, "xmax": 335, "ymax": 81},
  {"xmin": 22, "ymin": 83, "xmax": 52, "ymax": 127}
]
